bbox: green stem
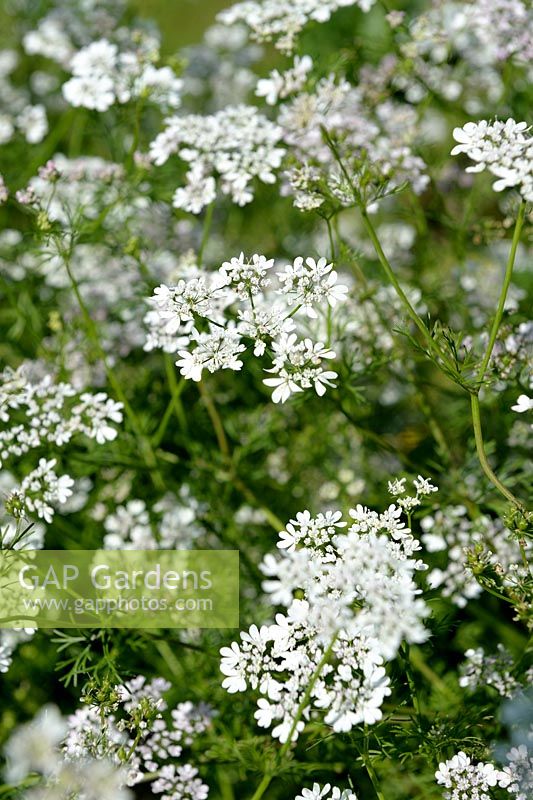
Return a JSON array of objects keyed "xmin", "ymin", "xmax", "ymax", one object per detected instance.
[
  {"xmin": 198, "ymin": 379, "xmax": 230, "ymax": 458},
  {"xmin": 151, "ymin": 385, "xmax": 183, "ymax": 448},
  {"xmin": 248, "ymin": 635, "xmax": 338, "ymax": 800},
  {"xmin": 363, "ymin": 756, "xmax": 386, "ymax": 800},
  {"xmin": 359, "ymin": 209, "xmax": 459, "ymax": 378},
  {"xmin": 469, "ymin": 203, "xmax": 528, "ymax": 512},
  {"xmin": 326, "ymin": 216, "xmax": 336, "ymax": 261},
  {"xmin": 470, "ymin": 394, "xmax": 525, "ymax": 511},
  {"xmin": 362, "ymin": 725, "xmax": 386, "ymax": 800},
  {"xmin": 249, "ymin": 774, "xmax": 273, "ymax": 800},
  {"xmin": 475, "ymin": 202, "xmax": 526, "ymax": 385},
  {"xmin": 164, "ymin": 354, "xmax": 187, "ymax": 431}
]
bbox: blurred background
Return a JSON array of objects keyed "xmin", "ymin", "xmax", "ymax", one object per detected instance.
[{"xmin": 132, "ymin": 0, "xmax": 231, "ymax": 48}]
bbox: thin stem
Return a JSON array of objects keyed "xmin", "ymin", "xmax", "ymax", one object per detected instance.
[
  {"xmin": 198, "ymin": 379, "xmax": 230, "ymax": 458},
  {"xmin": 362, "ymin": 202, "xmax": 529, "ymax": 512},
  {"xmin": 409, "ymin": 647, "xmax": 458, "ymax": 703},
  {"xmin": 151, "ymin": 363, "xmax": 186, "ymax": 448},
  {"xmin": 363, "ymin": 756, "xmax": 386, "ymax": 800},
  {"xmin": 469, "ymin": 204, "xmax": 528, "ymax": 511},
  {"xmin": 359, "ymin": 209, "xmax": 459, "ymax": 377},
  {"xmin": 249, "ymin": 774, "xmax": 273, "ymax": 800},
  {"xmin": 362, "ymin": 725, "xmax": 386, "ymax": 800},
  {"xmin": 470, "ymin": 394, "xmax": 526, "ymax": 512},
  {"xmin": 165, "ymin": 354, "xmax": 188, "ymax": 430},
  {"xmin": 248, "ymin": 635, "xmax": 338, "ymax": 800},
  {"xmin": 475, "ymin": 201, "xmax": 526, "ymax": 385},
  {"xmin": 326, "ymin": 216, "xmax": 336, "ymax": 261}
]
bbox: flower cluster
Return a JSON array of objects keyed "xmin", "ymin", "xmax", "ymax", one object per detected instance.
[
  {"xmin": 0, "ymin": 50, "xmax": 48, "ymax": 144},
  {"xmin": 62, "ymin": 37, "xmax": 182, "ymax": 112},
  {"xmin": 421, "ymin": 506, "xmax": 530, "ymax": 607},
  {"xmin": 452, "ymin": 118, "xmax": 533, "ymax": 202},
  {"xmin": 459, "ymin": 645, "xmax": 523, "ymax": 698},
  {"xmin": 0, "ymin": 365, "xmax": 123, "ymax": 465},
  {"xmin": 387, "ymin": 474, "xmax": 438, "ymax": 512},
  {"xmin": 277, "ymin": 75, "xmax": 428, "ymax": 209},
  {"xmin": 218, "ymin": 0, "xmax": 375, "ymax": 53},
  {"xmin": 465, "ymin": 0, "xmax": 533, "ymax": 65},
  {"xmin": 22, "ymin": 0, "xmax": 127, "ymax": 67},
  {"xmin": 0, "ymin": 365, "xmax": 121, "ymax": 523},
  {"xmin": 502, "ymin": 745, "xmax": 533, "ymax": 800},
  {"xmin": 383, "ymin": 1, "xmax": 532, "ymax": 115},
  {"xmin": 435, "ymin": 745, "xmax": 533, "ymax": 800},
  {"xmin": 102, "ymin": 489, "xmax": 206, "ymax": 550},
  {"xmin": 435, "ymin": 751, "xmax": 509, "ymax": 800},
  {"xmin": 256, "ymin": 55, "xmax": 313, "ymax": 105},
  {"xmin": 220, "ymin": 483, "xmax": 432, "ymax": 742},
  {"xmin": 145, "ymin": 253, "xmax": 349, "ymax": 403},
  {"xmin": 149, "ymin": 106, "xmax": 285, "ymax": 211},
  {"xmin": 3, "ymin": 705, "xmax": 131, "ymax": 800},
  {"xmin": 5, "ymin": 458, "xmax": 74, "ymax": 524},
  {"xmin": 295, "ymin": 784, "xmax": 357, "ymax": 800},
  {"xmin": 63, "ymin": 675, "xmax": 212, "ymax": 799},
  {"xmin": 17, "ymin": 154, "xmax": 125, "ymax": 225}
]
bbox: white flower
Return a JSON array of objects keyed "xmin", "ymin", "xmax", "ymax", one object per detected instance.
[
  {"xmin": 263, "ymin": 370, "xmax": 304, "ymax": 403},
  {"xmin": 459, "ymin": 645, "xmax": 520, "ymax": 698},
  {"xmin": 23, "ymin": 18, "xmax": 74, "ymax": 66},
  {"xmin": 277, "ymin": 256, "xmax": 349, "ymax": 317},
  {"xmin": 501, "ymin": 744, "xmax": 533, "ymax": 800},
  {"xmin": 220, "ymin": 252, "xmax": 275, "ymax": 299},
  {"xmin": 0, "ymin": 366, "xmax": 123, "ymax": 467},
  {"xmin": 63, "ymin": 73, "xmax": 116, "ymax": 111},
  {"xmin": 221, "ymin": 491, "xmax": 429, "ymax": 743},
  {"xmin": 264, "ymin": 333, "xmax": 338, "ymax": 403},
  {"xmin": 4, "ymin": 705, "xmax": 66, "ymax": 781},
  {"xmin": 413, "ymin": 475, "xmax": 438, "ymax": 495},
  {"xmin": 16, "ymin": 104, "xmax": 48, "ymax": 144},
  {"xmin": 150, "ymin": 106, "xmax": 285, "ymax": 211},
  {"xmin": 256, "ymin": 55, "xmax": 313, "ymax": 104},
  {"xmin": 218, "ymin": 0, "xmax": 375, "ymax": 53},
  {"xmin": 435, "ymin": 751, "xmax": 509, "ymax": 800},
  {"xmin": 238, "ymin": 303, "xmax": 294, "ymax": 356},
  {"xmin": 176, "ymin": 327, "xmax": 246, "ymax": 382},
  {"xmin": 451, "ymin": 118, "xmax": 533, "ymax": 202},
  {"xmin": 62, "ymin": 38, "xmax": 182, "ymax": 114},
  {"xmin": 173, "ymin": 163, "xmax": 217, "ymax": 213},
  {"xmin": 5, "ymin": 458, "xmax": 74, "ymax": 523},
  {"xmin": 511, "ymin": 394, "xmax": 533, "ymax": 413}
]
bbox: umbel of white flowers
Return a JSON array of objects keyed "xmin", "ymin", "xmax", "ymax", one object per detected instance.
[
  {"xmin": 220, "ymin": 477, "xmax": 436, "ymax": 742},
  {"xmin": 145, "ymin": 252, "xmax": 349, "ymax": 403},
  {"xmin": 451, "ymin": 118, "xmax": 533, "ymax": 202}
]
